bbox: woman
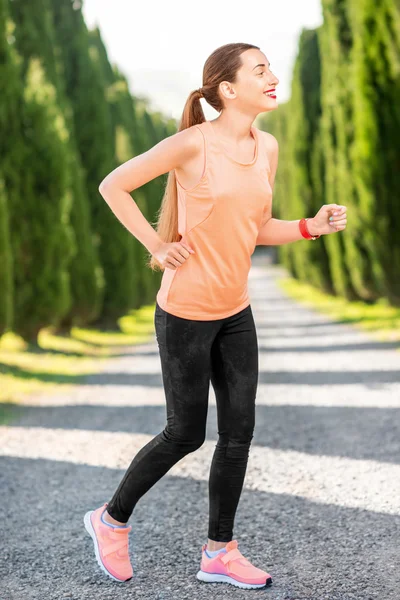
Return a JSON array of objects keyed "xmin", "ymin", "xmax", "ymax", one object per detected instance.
[{"xmin": 84, "ymin": 42, "xmax": 347, "ymax": 590}]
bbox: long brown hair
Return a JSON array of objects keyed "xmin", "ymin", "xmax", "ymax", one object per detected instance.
[{"xmin": 147, "ymin": 42, "xmax": 259, "ymax": 271}]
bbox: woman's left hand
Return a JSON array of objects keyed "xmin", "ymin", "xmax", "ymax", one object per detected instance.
[{"xmin": 307, "ymin": 204, "xmax": 347, "ymax": 237}]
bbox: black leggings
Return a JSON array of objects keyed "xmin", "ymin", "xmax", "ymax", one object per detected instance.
[{"xmin": 106, "ymin": 301, "xmax": 258, "ymax": 542}]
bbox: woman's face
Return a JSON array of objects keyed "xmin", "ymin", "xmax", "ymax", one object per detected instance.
[{"xmin": 220, "ymin": 48, "xmax": 279, "ymax": 114}]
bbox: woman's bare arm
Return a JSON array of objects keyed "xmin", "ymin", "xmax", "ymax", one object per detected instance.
[
  {"xmin": 98, "ymin": 126, "xmax": 203, "ymax": 255},
  {"xmin": 256, "ymin": 134, "xmax": 307, "ymax": 244}
]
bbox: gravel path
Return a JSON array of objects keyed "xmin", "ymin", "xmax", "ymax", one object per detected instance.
[{"xmin": 1, "ymin": 248, "xmax": 399, "ymax": 600}]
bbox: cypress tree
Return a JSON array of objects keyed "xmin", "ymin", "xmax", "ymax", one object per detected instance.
[
  {"xmin": 0, "ymin": 0, "xmax": 19, "ymax": 336},
  {"xmin": 346, "ymin": 0, "xmax": 400, "ymax": 304},
  {"xmin": 50, "ymin": 0, "xmax": 136, "ymax": 324},
  {"xmin": 18, "ymin": 57, "xmax": 74, "ymax": 340},
  {"xmin": 319, "ymin": 0, "xmax": 377, "ymax": 301},
  {"xmin": 261, "ymin": 0, "xmax": 400, "ymax": 306},
  {"xmin": 9, "ymin": 0, "xmax": 103, "ymax": 331},
  {"xmin": 298, "ymin": 29, "xmax": 333, "ymax": 292},
  {"xmin": 4, "ymin": 0, "xmax": 73, "ymax": 341}
]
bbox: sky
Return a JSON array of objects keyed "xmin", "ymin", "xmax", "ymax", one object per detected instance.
[{"xmin": 82, "ymin": 0, "xmax": 323, "ymax": 121}]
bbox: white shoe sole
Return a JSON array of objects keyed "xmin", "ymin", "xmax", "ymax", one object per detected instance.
[
  {"xmin": 196, "ymin": 569, "xmax": 271, "ymax": 589},
  {"xmin": 83, "ymin": 510, "xmax": 131, "ymax": 583}
]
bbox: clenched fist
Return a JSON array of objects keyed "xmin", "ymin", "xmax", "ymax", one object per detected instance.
[{"xmin": 307, "ymin": 204, "xmax": 347, "ymax": 237}]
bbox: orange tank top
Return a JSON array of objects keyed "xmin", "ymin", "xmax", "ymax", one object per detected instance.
[{"xmin": 156, "ymin": 119, "xmax": 272, "ymax": 320}]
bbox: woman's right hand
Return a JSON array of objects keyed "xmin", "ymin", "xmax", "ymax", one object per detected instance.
[{"xmin": 152, "ymin": 241, "xmax": 195, "ymax": 270}]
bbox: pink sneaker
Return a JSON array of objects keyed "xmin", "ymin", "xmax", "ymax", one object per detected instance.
[
  {"xmin": 83, "ymin": 502, "xmax": 133, "ymax": 582},
  {"xmin": 196, "ymin": 539, "xmax": 272, "ymax": 589}
]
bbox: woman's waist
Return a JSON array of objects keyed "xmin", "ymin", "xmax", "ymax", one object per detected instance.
[
  {"xmin": 164, "ymin": 255, "xmax": 250, "ymax": 293},
  {"xmin": 163, "ymin": 265, "xmax": 249, "ymax": 313}
]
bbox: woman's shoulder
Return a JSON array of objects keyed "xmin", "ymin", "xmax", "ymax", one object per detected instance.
[
  {"xmin": 254, "ymin": 127, "xmax": 278, "ymax": 149},
  {"xmin": 167, "ymin": 123, "xmax": 206, "ymax": 162}
]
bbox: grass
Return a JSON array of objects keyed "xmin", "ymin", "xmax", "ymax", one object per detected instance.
[
  {"xmin": 278, "ymin": 276, "xmax": 400, "ymax": 343},
  {"xmin": 0, "ymin": 303, "xmax": 156, "ymax": 424}
]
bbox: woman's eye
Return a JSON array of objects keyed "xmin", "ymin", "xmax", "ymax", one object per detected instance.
[{"xmin": 258, "ymin": 71, "xmax": 265, "ymax": 76}]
